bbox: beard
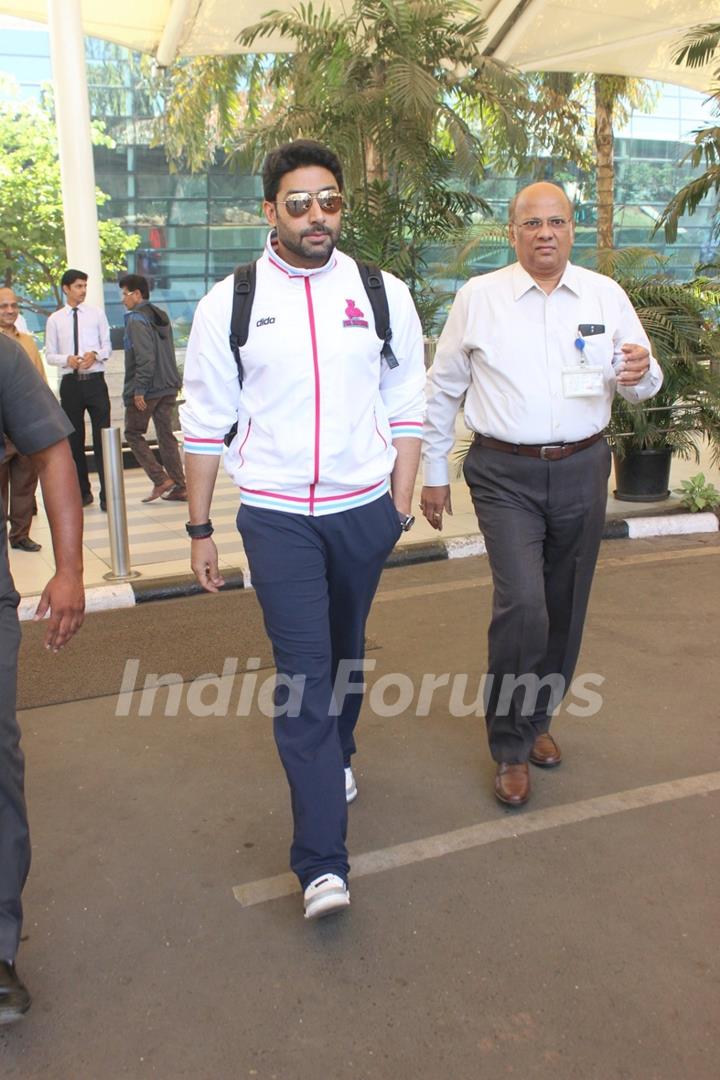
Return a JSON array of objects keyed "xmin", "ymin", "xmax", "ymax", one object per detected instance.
[{"xmin": 276, "ymin": 221, "xmax": 340, "ymax": 266}]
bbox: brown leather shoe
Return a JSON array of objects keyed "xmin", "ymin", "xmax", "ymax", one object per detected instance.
[
  {"xmin": 161, "ymin": 484, "xmax": 188, "ymax": 502},
  {"xmin": 529, "ymin": 733, "xmax": 562, "ymax": 768},
  {"xmin": 11, "ymin": 537, "xmax": 42, "ymax": 552},
  {"xmin": 142, "ymin": 478, "xmax": 174, "ymax": 503},
  {"xmin": 494, "ymin": 762, "xmax": 530, "ymax": 806}
]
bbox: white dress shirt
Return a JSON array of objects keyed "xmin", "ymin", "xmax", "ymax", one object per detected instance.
[
  {"xmin": 423, "ymin": 261, "xmax": 663, "ymax": 485},
  {"xmin": 45, "ymin": 303, "xmax": 111, "ymax": 375}
]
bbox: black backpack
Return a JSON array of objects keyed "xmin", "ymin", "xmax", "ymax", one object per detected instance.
[{"xmin": 224, "ymin": 258, "xmax": 398, "ymax": 445}]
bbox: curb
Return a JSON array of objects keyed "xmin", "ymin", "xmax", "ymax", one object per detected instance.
[{"xmin": 16, "ymin": 511, "xmax": 719, "ymax": 621}]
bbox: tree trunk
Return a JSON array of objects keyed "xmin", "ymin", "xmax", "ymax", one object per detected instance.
[
  {"xmin": 594, "ymin": 76, "xmax": 615, "ymax": 250},
  {"xmin": 364, "ymin": 137, "xmax": 386, "ymax": 185}
]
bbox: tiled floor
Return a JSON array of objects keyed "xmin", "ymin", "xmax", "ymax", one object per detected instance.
[{"xmin": 9, "ymin": 437, "xmax": 720, "ymax": 601}]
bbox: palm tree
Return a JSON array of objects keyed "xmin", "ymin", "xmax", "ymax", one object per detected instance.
[
  {"xmin": 156, "ymin": 0, "xmax": 585, "ymax": 329},
  {"xmin": 593, "ymin": 75, "xmax": 655, "ymax": 250},
  {"xmin": 658, "ymin": 23, "xmax": 720, "ymax": 243}
]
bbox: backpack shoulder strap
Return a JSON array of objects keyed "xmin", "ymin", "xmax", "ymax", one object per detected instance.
[
  {"xmin": 224, "ymin": 261, "xmax": 257, "ymax": 446},
  {"xmin": 355, "ymin": 261, "xmax": 398, "ymax": 369},
  {"xmin": 229, "ymin": 261, "xmax": 258, "ymax": 388}
]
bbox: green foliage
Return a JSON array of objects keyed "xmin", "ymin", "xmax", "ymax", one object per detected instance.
[
  {"xmin": 675, "ymin": 472, "xmax": 720, "ymax": 511},
  {"xmin": 157, "ymin": 1, "xmax": 508, "ymax": 329},
  {"xmin": 658, "ymin": 23, "xmax": 720, "ymax": 242},
  {"xmin": 156, "ymin": 0, "xmax": 590, "ymax": 331},
  {"xmin": 598, "ymin": 248, "xmax": 720, "ymax": 462},
  {"xmin": 155, "ymin": 56, "xmax": 252, "ymax": 173},
  {"xmin": 505, "ymin": 73, "xmax": 593, "ymax": 175},
  {"xmin": 592, "ymin": 74, "xmax": 656, "ymax": 122},
  {"xmin": 0, "ymin": 81, "xmax": 140, "ymax": 312}
]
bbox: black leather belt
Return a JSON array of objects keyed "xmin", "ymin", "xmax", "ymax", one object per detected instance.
[
  {"xmin": 64, "ymin": 371, "xmax": 104, "ymax": 381},
  {"xmin": 473, "ymin": 431, "xmax": 605, "ymax": 461}
]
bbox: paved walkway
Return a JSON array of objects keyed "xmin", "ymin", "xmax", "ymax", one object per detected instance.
[
  {"xmin": 9, "ymin": 432, "xmax": 720, "ymax": 602},
  {"xmin": 4, "ymin": 537, "xmax": 720, "ymax": 1079}
]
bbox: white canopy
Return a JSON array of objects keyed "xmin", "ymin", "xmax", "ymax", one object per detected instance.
[
  {"xmin": 3, "ymin": 0, "xmax": 716, "ymax": 310},
  {"xmin": 0, "ymin": 0, "xmax": 717, "ymax": 91}
]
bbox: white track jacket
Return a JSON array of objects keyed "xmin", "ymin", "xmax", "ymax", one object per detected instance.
[{"xmin": 180, "ymin": 236, "xmax": 426, "ymax": 516}]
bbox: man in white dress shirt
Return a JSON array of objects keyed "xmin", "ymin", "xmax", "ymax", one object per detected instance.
[
  {"xmin": 45, "ymin": 269, "xmax": 112, "ymax": 510},
  {"xmin": 421, "ymin": 182, "xmax": 662, "ymax": 807}
]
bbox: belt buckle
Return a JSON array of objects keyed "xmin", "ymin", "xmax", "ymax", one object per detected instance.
[{"xmin": 539, "ymin": 444, "xmax": 563, "ymax": 460}]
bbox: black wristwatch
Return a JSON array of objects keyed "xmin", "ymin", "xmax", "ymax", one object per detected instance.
[
  {"xmin": 398, "ymin": 513, "xmax": 415, "ymax": 532},
  {"xmin": 186, "ymin": 519, "xmax": 214, "ymax": 539}
]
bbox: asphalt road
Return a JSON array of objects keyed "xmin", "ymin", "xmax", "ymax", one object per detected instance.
[{"xmin": 3, "ymin": 533, "xmax": 719, "ymax": 1079}]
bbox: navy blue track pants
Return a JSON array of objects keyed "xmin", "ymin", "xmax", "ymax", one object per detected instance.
[{"xmin": 237, "ymin": 494, "xmax": 402, "ymax": 889}]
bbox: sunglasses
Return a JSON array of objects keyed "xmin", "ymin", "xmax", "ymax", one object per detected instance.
[{"xmin": 280, "ymin": 188, "xmax": 344, "ymax": 218}]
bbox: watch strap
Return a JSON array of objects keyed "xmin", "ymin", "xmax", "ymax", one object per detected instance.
[{"xmin": 186, "ymin": 520, "xmax": 214, "ymax": 539}]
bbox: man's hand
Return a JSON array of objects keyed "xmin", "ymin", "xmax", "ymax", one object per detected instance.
[
  {"xmin": 133, "ymin": 394, "xmax": 147, "ymax": 412},
  {"xmin": 33, "ymin": 570, "xmax": 85, "ymax": 652},
  {"xmin": 420, "ymin": 484, "xmax": 453, "ymax": 531},
  {"xmin": 67, "ymin": 355, "xmax": 81, "ymax": 370},
  {"xmin": 616, "ymin": 343, "xmax": 651, "ymax": 386},
  {"xmin": 32, "ymin": 438, "xmax": 84, "ymax": 650},
  {"xmin": 190, "ymin": 537, "xmax": 225, "ymax": 593},
  {"xmin": 78, "ymin": 351, "xmax": 97, "ymax": 370}
]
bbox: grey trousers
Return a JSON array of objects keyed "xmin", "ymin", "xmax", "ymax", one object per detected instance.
[
  {"xmin": 0, "ymin": 587, "xmax": 29, "ymax": 963},
  {"xmin": 463, "ymin": 438, "xmax": 611, "ymax": 763}
]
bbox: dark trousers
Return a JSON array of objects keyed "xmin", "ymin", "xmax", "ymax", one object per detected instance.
[
  {"xmin": 59, "ymin": 373, "xmax": 111, "ymax": 502},
  {"xmin": 124, "ymin": 394, "xmax": 185, "ymax": 488},
  {"xmin": 0, "ymin": 441, "xmax": 37, "ymax": 544},
  {"xmin": 463, "ymin": 439, "xmax": 611, "ymax": 763},
  {"xmin": 237, "ymin": 494, "xmax": 401, "ymax": 888},
  {"xmin": 0, "ymin": 589, "xmax": 29, "ymax": 963}
]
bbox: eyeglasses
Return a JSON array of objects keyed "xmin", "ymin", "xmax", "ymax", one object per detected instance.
[
  {"xmin": 280, "ymin": 188, "xmax": 344, "ymax": 218},
  {"xmin": 513, "ymin": 217, "xmax": 572, "ymax": 232}
]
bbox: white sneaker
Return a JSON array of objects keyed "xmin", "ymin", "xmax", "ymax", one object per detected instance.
[
  {"xmin": 303, "ymin": 874, "xmax": 350, "ymax": 920},
  {"xmin": 345, "ymin": 766, "xmax": 358, "ymax": 804}
]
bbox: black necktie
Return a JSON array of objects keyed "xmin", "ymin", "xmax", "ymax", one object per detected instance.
[{"xmin": 72, "ymin": 307, "xmax": 79, "ymax": 355}]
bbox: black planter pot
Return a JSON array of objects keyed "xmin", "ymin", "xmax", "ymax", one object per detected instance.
[{"xmin": 613, "ymin": 447, "xmax": 673, "ymax": 502}]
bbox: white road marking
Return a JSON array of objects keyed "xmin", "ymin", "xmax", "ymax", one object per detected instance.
[{"xmin": 232, "ymin": 771, "xmax": 720, "ymax": 908}]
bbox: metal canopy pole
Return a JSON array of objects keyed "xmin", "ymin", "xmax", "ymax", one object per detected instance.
[{"xmin": 47, "ymin": 0, "xmax": 105, "ymax": 310}]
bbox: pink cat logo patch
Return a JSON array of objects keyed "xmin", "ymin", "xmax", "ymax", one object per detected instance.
[{"xmin": 342, "ymin": 298, "xmax": 369, "ymax": 329}]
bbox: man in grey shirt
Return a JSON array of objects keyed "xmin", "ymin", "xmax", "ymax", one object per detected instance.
[
  {"xmin": 120, "ymin": 273, "xmax": 186, "ymax": 502},
  {"xmin": 0, "ymin": 334, "xmax": 85, "ymax": 1024}
]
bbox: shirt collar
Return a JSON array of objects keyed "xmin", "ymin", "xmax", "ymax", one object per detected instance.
[
  {"xmin": 512, "ymin": 260, "xmax": 581, "ymax": 299},
  {"xmin": 265, "ymin": 229, "xmax": 337, "ymax": 278},
  {"xmin": 65, "ymin": 303, "xmax": 85, "ymax": 314},
  {"xmin": 0, "ymin": 325, "xmax": 20, "ymax": 339}
]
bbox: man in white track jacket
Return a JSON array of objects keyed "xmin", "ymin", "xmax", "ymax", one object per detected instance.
[{"xmin": 181, "ymin": 140, "xmax": 426, "ymax": 920}]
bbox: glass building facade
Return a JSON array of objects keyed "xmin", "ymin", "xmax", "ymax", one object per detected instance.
[{"xmin": 1, "ymin": 19, "xmax": 717, "ymax": 338}]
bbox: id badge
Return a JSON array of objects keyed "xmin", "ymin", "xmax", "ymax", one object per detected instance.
[{"xmin": 562, "ymin": 364, "xmax": 604, "ymax": 398}]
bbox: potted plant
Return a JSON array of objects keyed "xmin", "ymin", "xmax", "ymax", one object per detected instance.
[{"xmin": 600, "ymin": 249, "xmax": 720, "ymax": 501}]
